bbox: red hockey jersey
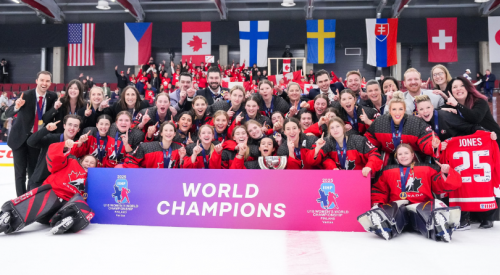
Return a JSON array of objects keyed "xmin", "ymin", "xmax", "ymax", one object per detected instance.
[
  {"xmin": 70, "ymin": 128, "xmax": 125, "ymax": 168},
  {"xmin": 321, "ymin": 135, "xmax": 383, "ymax": 172},
  {"xmin": 43, "ymin": 142, "xmax": 88, "ymax": 201},
  {"xmin": 372, "ymin": 163, "xmax": 462, "ymax": 205},
  {"xmin": 440, "ymin": 130, "xmax": 500, "ymax": 211},
  {"xmin": 123, "ymin": 142, "xmax": 184, "ymax": 169}
]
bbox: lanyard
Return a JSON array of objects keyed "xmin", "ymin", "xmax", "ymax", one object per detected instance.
[
  {"xmin": 347, "ymin": 107, "xmax": 358, "ymax": 131},
  {"xmin": 390, "ymin": 118, "xmax": 405, "ymax": 151},
  {"xmin": 433, "ymin": 110, "xmax": 439, "ymax": 136},
  {"xmin": 161, "ymin": 142, "xmax": 173, "ymax": 169},
  {"xmin": 356, "ymin": 96, "xmax": 361, "ymax": 105},
  {"xmin": 379, "ymin": 96, "xmax": 387, "ymax": 115},
  {"xmin": 399, "ymin": 165, "xmax": 411, "ymax": 199},
  {"xmin": 36, "ymin": 97, "xmax": 45, "ymax": 119},
  {"xmin": 457, "ymin": 108, "xmax": 464, "ymax": 118},
  {"xmin": 59, "ymin": 134, "xmax": 64, "ymax": 142},
  {"xmin": 294, "ymin": 148, "xmax": 302, "ymax": 160},
  {"xmin": 230, "ymin": 103, "xmax": 242, "ymax": 118},
  {"xmin": 336, "ymin": 137, "xmax": 348, "ymax": 170},
  {"xmin": 215, "ymin": 130, "xmax": 226, "ymax": 141},
  {"xmin": 264, "ymin": 97, "xmax": 275, "ymax": 118},
  {"xmin": 96, "ymin": 135, "xmax": 108, "ymax": 163},
  {"xmin": 195, "ymin": 119, "xmax": 202, "ymax": 131},
  {"xmin": 114, "ymin": 132, "xmax": 124, "ymax": 159},
  {"xmin": 200, "ymin": 146, "xmax": 210, "ymax": 169},
  {"xmin": 177, "ymin": 130, "xmax": 189, "ymax": 145}
]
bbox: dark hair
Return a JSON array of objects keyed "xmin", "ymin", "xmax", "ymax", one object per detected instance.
[
  {"xmin": 61, "ymin": 79, "xmax": 85, "ymax": 112},
  {"xmin": 315, "ymin": 69, "xmax": 330, "ymax": 81},
  {"xmin": 446, "ymin": 76, "xmax": 487, "ymax": 109},
  {"xmin": 63, "ymin": 114, "xmax": 82, "ymax": 126},
  {"xmin": 246, "ymin": 94, "xmax": 262, "ymax": 106},
  {"xmin": 116, "ymin": 110, "xmax": 132, "ymax": 122},
  {"xmin": 37, "ymin": 71, "xmax": 52, "ymax": 80},
  {"xmin": 298, "ymin": 109, "xmax": 313, "ymax": 120},
  {"xmin": 260, "ymin": 136, "xmax": 278, "ymax": 151},
  {"xmin": 381, "ymin": 76, "xmax": 400, "ymax": 91},
  {"xmin": 271, "ymin": 111, "xmax": 285, "ymax": 119},
  {"xmin": 313, "ymin": 94, "xmax": 330, "ymax": 105},
  {"xmin": 207, "ymin": 67, "xmax": 221, "ymax": 77},
  {"xmin": 283, "ymin": 117, "xmax": 301, "ymax": 132},
  {"xmin": 340, "ymin": 89, "xmax": 357, "ymax": 100},
  {"xmin": 119, "ymin": 86, "xmax": 142, "ymax": 110},
  {"xmin": 322, "ymin": 107, "xmax": 341, "ymax": 118},
  {"xmin": 179, "ymin": 72, "xmax": 192, "ymax": 81},
  {"xmin": 96, "ymin": 114, "xmax": 112, "ymax": 124},
  {"xmin": 155, "ymin": 92, "xmax": 170, "ymax": 103},
  {"xmin": 159, "ymin": 121, "xmax": 177, "ymax": 141}
]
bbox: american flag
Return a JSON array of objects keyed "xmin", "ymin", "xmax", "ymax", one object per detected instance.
[{"xmin": 68, "ymin": 23, "xmax": 95, "ymax": 66}]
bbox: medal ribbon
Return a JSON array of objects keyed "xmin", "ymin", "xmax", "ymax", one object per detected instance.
[
  {"xmin": 336, "ymin": 137, "xmax": 348, "ymax": 170},
  {"xmin": 200, "ymin": 146, "xmax": 210, "ymax": 169},
  {"xmin": 347, "ymin": 107, "xmax": 358, "ymax": 131},
  {"xmin": 390, "ymin": 118, "xmax": 405, "ymax": 150},
  {"xmin": 114, "ymin": 132, "xmax": 124, "ymax": 160},
  {"xmin": 161, "ymin": 142, "xmax": 173, "ymax": 169},
  {"xmin": 96, "ymin": 135, "xmax": 108, "ymax": 163},
  {"xmin": 399, "ymin": 165, "xmax": 411, "ymax": 195}
]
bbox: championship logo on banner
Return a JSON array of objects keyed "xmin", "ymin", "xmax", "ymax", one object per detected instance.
[
  {"xmin": 307, "ymin": 19, "xmax": 336, "ymax": 64},
  {"xmin": 366, "ymin": 18, "xmax": 398, "ymax": 67},
  {"xmin": 182, "ymin": 22, "xmax": 211, "ymax": 65},
  {"xmin": 427, "ymin": 18, "xmax": 457, "ymax": 63},
  {"xmin": 124, "ymin": 22, "xmax": 152, "ymax": 66},
  {"xmin": 86, "ymin": 169, "xmax": 370, "ymax": 232},
  {"xmin": 489, "ymin": 16, "xmax": 500, "ymax": 63}
]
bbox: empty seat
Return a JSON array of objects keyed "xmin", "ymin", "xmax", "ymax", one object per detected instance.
[
  {"xmin": 20, "ymin": 84, "xmax": 29, "ymax": 92},
  {"xmin": 49, "ymin": 83, "xmax": 56, "ymax": 92},
  {"xmin": 11, "ymin": 84, "xmax": 20, "ymax": 93},
  {"xmin": 2, "ymin": 84, "xmax": 12, "ymax": 92},
  {"xmin": 55, "ymin": 83, "xmax": 65, "ymax": 92},
  {"xmin": 28, "ymin": 84, "xmax": 37, "ymax": 90}
]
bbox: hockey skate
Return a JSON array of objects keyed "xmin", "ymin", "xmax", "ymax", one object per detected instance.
[
  {"xmin": 50, "ymin": 216, "xmax": 74, "ymax": 235},
  {"xmin": 370, "ymin": 211, "xmax": 390, "ymax": 241},
  {"xmin": 433, "ymin": 212, "xmax": 451, "ymax": 243},
  {"xmin": 0, "ymin": 212, "xmax": 11, "ymax": 234}
]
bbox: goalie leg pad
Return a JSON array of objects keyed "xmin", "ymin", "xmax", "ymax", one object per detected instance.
[
  {"xmin": 49, "ymin": 194, "xmax": 95, "ymax": 234},
  {"xmin": 357, "ymin": 201, "xmax": 409, "ymax": 240},
  {"xmin": 407, "ymin": 199, "xmax": 460, "ymax": 242},
  {"xmin": 0, "ymin": 185, "xmax": 62, "ymax": 234}
]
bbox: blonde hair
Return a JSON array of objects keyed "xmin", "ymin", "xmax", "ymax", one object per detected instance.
[
  {"xmin": 394, "ymin": 144, "xmax": 415, "ymax": 165},
  {"xmin": 430, "ymin": 64, "xmax": 452, "ymax": 88},
  {"xmin": 346, "ymin": 70, "xmax": 362, "ymax": 80},
  {"xmin": 213, "ymin": 110, "xmax": 229, "ymax": 122},
  {"xmin": 388, "ymin": 91, "xmax": 407, "ymax": 111},
  {"xmin": 403, "ymin": 68, "xmax": 421, "ymax": 80},
  {"xmin": 89, "ymin": 86, "xmax": 105, "ymax": 100},
  {"xmin": 287, "ymin": 82, "xmax": 303, "ymax": 93},
  {"xmin": 326, "ymin": 117, "xmax": 346, "ymax": 137},
  {"xmin": 414, "ymin": 94, "xmax": 431, "ymax": 105},
  {"xmin": 197, "ymin": 124, "xmax": 215, "ymax": 155},
  {"xmin": 231, "ymin": 125, "xmax": 250, "ymax": 160},
  {"xmin": 230, "ymin": 85, "xmax": 245, "ymax": 95}
]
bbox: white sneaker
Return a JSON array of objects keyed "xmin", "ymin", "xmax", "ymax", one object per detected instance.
[
  {"xmin": 371, "ymin": 212, "xmax": 389, "ymax": 241},
  {"xmin": 434, "ymin": 212, "xmax": 451, "ymax": 243}
]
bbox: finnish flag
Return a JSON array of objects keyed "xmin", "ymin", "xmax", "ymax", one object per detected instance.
[{"xmin": 239, "ymin": 21, "xmax": 269, "ymax": 67}]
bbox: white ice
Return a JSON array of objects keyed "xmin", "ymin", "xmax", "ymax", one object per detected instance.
[{"xmin": 0, "ymin": 167, "xmax": 499, "ymax": 275}]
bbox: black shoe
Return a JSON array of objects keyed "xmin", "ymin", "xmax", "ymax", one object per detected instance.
[
  {"xmin": 457, "ymin": 211, "xmax": 471, "ymax": 230},
  {"xmin": 479, "ymin": 220, "xmax": 494, "ymax": 229}
]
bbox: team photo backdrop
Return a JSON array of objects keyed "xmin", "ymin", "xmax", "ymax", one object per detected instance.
[{"xmin": 86, "ymin": 169, "xmax": 371, "ymax": 232}]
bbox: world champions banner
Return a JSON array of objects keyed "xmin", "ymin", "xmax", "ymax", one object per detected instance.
[{"xmin": 86, "ymin": 169, "xmax": 370, "ymax": 232}]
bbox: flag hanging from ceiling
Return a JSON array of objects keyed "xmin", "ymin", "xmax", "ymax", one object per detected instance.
[
  {"xmin": 366, "ymin": 18, "xmax": 398, "ymax": 67},
  {"xmin": 306, "ymin": 19, "xmax": 336, "ymax": 64},
  {"xmin": 239, "ymin": 21, "xmax": 270, "ymax": 67},
  {"xmin": 124, "ymin": 22, "xmax": 152, "ymax": 66},
  {"xmin": 67, "ymin": 23, "xmax": 95, "ymax": 66},
  {"xmin": 182, "ymin": 22, "xmax": 212, "ymax": 65},
  {"xmin": 427, "ymin": 18, "xmax": 457, "ymax": 63},
  {"xmin": 489, "ymin": 16, "xmax": 500, "ymax": 63}
]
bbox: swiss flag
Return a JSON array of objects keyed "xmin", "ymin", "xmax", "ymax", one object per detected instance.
[
  {"xmin": 182, "ymin": 22, "xmax": 211, "ymax": 64},
  {"xmin": 489, "ymin": 16, "xmax": 500, "ymax": 63},
  {"xmin": 283, "ymin": 59, "xmax": 291, "ymax": 73},
  {"xmin": 427, "ymin": 18, "xmax": 457, "ymax": 62}
]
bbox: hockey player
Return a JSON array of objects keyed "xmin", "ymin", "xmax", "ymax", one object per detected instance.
[
  {"xmin": 337, "ymin": 89, "xmax": 378, "ymax": 135},
  {"xmin": 231, "ymin": 136, "xmax": 287, "ymax": 169},
  {"xmin": 321, "ymin": 117, "xmax": 383, "ymax": 176},
  {"xmin": 230, "ymin": 95, "xmax": 271, "ymax": 130},
  {"xmin": 135, "ymin": 92, "xmax": 174, "ymax": 141},
  {"xmin": 0, "ymin": 140, "xmax": 96, "ymax": 235},
  {"xmin": 277, "ymin": 118, "xmax": 324, "ymax": 169},
  {"xmin": 258, "ymin": 80, "xmax": 290, "ymax": 118},
  {"xmin": 212, "ymin": 110, "xmax": 230, "ymax": 142},
  {"xmin": 304, "ymin": 107, "xmax": 340, "ymax": 137},
  {"xmin": 221, "ymin": 126, "xmax": 259, "ymax": 169},
  {"xmin": 173, "ymin": 112, "xmax": 196, "ymax": 146},
  {"xmin": 123, "ymin": 121, "xmax": 187, "ymax": 168},
  {"xmin": 77, "ymin": 86, "xmax": 111, "ymax": 130},
  {"xmin": 365, "ymin": 91, "xmax": 440, "ymax": 164},
  {"xmin": 358, "ymin": 144, "xmax": 462, "ymax": 242},
  {"xmin": 183, "ymin": 125, "xmax": 223, "ymax": 169},
  {"xmin": 107, "ymin": 111, "xmax": 145, "ymax": 163},
  {"xmin": 186, "ymin": 96, "xmax": 212, "ymax": 134}
]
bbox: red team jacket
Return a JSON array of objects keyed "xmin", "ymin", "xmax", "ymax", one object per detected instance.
[
  {"xmin": 70, "ymin": 128, "xmax": 125, "ymax": 168},
  {"xmin": 43, "ymin": 142, "xmax": 88, "ymax": 201},
  {"xmin": 440, "ymin": 130, "xmax": 500, "ymax": 212},
  {"xmin": 123, "ymin": 142, "xmax": 184, "ymax": 169},
  {"xmin": 276, "ymin": 134, "xmax": 321, "ymax": 169},
  {"xmin": 372, "ymin": 163, "xmax": 462, "ymax": 205},
  {"xmin": 182, "ymin": 142, "xmax": 222, "ymax": 169}
]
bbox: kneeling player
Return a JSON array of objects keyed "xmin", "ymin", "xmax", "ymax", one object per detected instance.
[
  {"xmin": 0, "ymin": 140, "xmax": 96, "ymax": 235},
  {"xmin": 357, "ymin": 144, "xmax": 462, "ymax": 242}
]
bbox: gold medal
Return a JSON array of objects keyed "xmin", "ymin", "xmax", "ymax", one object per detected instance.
[
  {"xmin": 38, "ymin": 120, "xmax": 43, "ymax": 126},
  {"xmin": 83, "ymin": 193, "xmax": 88, "ymax": 200},
  {"xmin": 400, "ymin": 192, "xmax": 407, "ymax": 200}
]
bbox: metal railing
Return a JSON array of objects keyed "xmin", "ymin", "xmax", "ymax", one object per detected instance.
[{"xmin": 267, "ymin": 57, "xmax": 306, "ymax": 77}]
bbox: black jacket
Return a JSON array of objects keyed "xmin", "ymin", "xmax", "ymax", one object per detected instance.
[
  {"xmin": 42, "ymin": 102, "xmax": 85, "ymax": 134},
  {"xmin": 306, "ymin": 83, "xmax": 344, "ymax": 100},
  {"xmin": 109, "ymin": 100, "xmax": 150, "ymax": 122},
  {"xmin": 115, "ymin": 70, "xmax": 129, "ymax": 89},
  {"xmin": 424, "ymin": 109, "xmax": 483, "ymax": 141},
  {"xmin": 26, "ymin": 127, "xmax": 62, "ymax": 189},
  {"xmin": 5, "ymin": 89, "xmax": 58, "ymax": 150},
  {"xmin": 196, "ymin": 86, "xmax": 230, "ymax": 106}
]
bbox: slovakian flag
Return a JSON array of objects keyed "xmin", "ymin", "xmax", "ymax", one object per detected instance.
[
  {"xmin": 489, "ymin": 16, "xmax": 500, "ymax": 63},
  {"xmin": 68, "ymin": 23, "xmax": 95, "ymax": 66},
  {"xmin": 366, "ymin": 18, "xmax": 398, "ymax": 67},
  {"xmin": 239, "ymin": 21, "xmax": 269, "ymax": 67},
  {"xmin": 283, "ymin": 59, "xmax": 291, "ymax": 73},
  {"xmin": 182, "ymin": 22, "xmax": 211, "ymax": 64},
  {"xmin": 427, "ymin": 18, "xmax": 457, "ymax": 63},
  {"xmin": 124, "ymin": 23, "xmax": 152, "ymax": 66}
]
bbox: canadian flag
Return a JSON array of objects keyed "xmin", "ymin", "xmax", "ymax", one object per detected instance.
[
  {"xmin": 283, "ymin": 59, "xmax": 291, "ymax": 73},
  {"xmin": 182, "ymin": 22, "xmax": 211, "ymax": 64},
  {"xmin": 489, "ymin": 16, "xmax": 500, "ymax": 63},
  {"xmin": 267, "ymin": 74, "xmax": 283, "ymax": 86},
  {"xmin": 303, "ymin": 84, "xmax": 318, "ymax": 95}
]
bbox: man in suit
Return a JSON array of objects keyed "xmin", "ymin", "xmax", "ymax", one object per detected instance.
[
  {"xmin": 170, "ymin": 72, "xmax": 197, "ymax": 112},
  {"xmin": 345, "ymin": 70, "xmax": 369, "ymax": 102},
  {"xmin": 306, "ymin": 69, "xmax": 344, "ymax": 103},
  {"xmin": 403, "ymin": 68, "xmax": 444, "ymax": 115},
  {"xmin": 0, "ymin": 59, "xmax": 10, "ymax": 83},
  {"xmin": 4, "ymin": 71, "xmax": 57, "ymax": 196},
  {"xmin": 194, "ymin": 67, "xmax": 229, "ymax": 106}
]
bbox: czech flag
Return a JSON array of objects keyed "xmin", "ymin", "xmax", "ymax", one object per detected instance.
[
  {"xmin": 124, "ymin": 22, "xmax": 152, "ymax": 66},
  {"xmin": 366, "ymin": 18, "xmax": 398, "ymax": 67}
]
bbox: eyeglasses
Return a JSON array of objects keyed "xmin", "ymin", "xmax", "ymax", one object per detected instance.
[{"xmin": 433, "ymin": 72, "xmax": 445, "ymax": 78}]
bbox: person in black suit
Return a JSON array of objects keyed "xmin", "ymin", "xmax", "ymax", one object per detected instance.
[
  {"xmin": 306, "ymin": 69, "xmax": 344, "ymax": 102},
  {"xmin": 0, "ymin": 59, "xmax": 10, "ymax": 84},
  {"xmin": 194, "ymin": 67, "xmax": 229, "ymax": 109},
  {"xmin": 26, "ymin": 114, "xmax": 82, "ymax": 190},
  {"xmin": 4, "ymin": 71, "xmax": 57, "ymax": 196}
]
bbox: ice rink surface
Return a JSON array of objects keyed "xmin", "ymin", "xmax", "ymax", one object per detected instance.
[{"xmin": 1, "ymin": 167, "xmax": 499, "ymax": 275}]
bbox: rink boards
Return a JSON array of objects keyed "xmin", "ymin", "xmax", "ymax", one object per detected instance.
[
  {"xmin": 86, "ymin": 168, "xmax": 371, "ymax": 232},
  {"xmin": 0, "ymin": 143, "xmax": 13, "ymax": 167}
]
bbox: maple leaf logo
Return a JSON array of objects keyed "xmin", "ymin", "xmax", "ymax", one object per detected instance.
[
  {"xmin": 187, "ymin": 35, "xmax": 207, "ymax": 52},
  {"xmin": 284, "ymin": 65, "xmax": 290, "ymax": 71},
  {"xmin": 69, "ymin": 171, "xmax": 84, "ymax": 182}
]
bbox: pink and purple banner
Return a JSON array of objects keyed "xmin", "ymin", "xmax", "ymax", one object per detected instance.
[{"xmin": 86, "ymin": 169, "xmax": 370, "ymax": 232}]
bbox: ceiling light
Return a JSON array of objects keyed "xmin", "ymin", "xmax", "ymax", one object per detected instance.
[
  {"xmin": 475, "ymin": 0, "xmax": 489, "ymax": 3},
  {"xmin": 281, "ymin": 0, "xmax": 296, "ymax": 7},
  {"xmin": 12, "ymin": 0, "xmax": 20, "ymax": 3},
  {"xmin": 124, "ymin": 9, "xmax": 129, "ymax": 12},
  {"xmin": 96, "ymin": 0, "xmax": 111, "ymax": 10}
]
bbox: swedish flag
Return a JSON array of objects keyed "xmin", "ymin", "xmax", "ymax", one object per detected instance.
[{"xmin": 307, "ymin": 19, "xmax": 336, "ymax": 64}]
